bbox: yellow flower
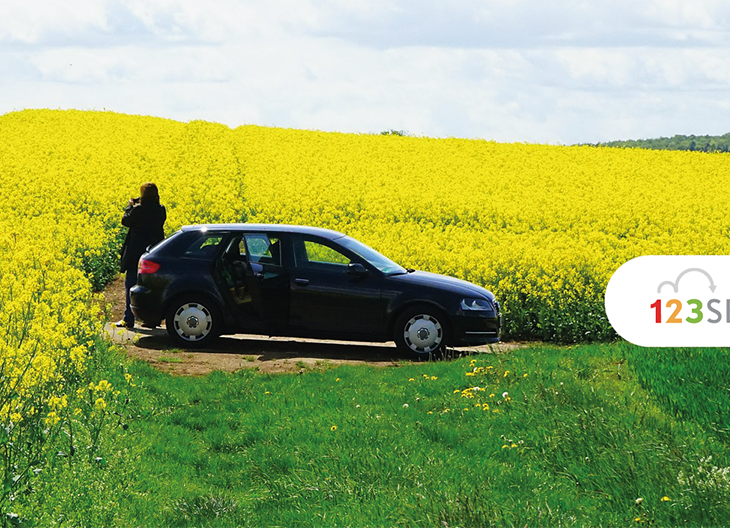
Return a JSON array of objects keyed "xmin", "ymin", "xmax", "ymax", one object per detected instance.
[
  {"xmin": 330, "ymin": 425, "xmax": 337, "ymax": 431},
  {"xmin": 661, "ymin": 496, "xmax": 671, "ymax": 502},
  {"xmin": 44, "ymin": 411, "xmax": 60, "ymax": 427}
]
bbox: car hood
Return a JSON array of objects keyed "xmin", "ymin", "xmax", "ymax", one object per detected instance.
[{"xmin": 387, "ymin": 270, "xmax": 495, "ymax": 300}]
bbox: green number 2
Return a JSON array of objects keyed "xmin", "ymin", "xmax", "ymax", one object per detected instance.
[{"xmin": 686, "ymin": 299, "xmax": 703, "ymax": 324}]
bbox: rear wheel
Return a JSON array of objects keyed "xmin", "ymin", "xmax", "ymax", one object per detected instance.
[
  {"xmin": 393, "ymin": 305, "xmax": 450, "ymax": 358},
  {"xmin": 166, "ymin": 296, "xmax": 221, "ymax": 347}
]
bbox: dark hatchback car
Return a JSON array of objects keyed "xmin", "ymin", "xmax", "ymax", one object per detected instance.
[{"xmin": 130, "ymin": 224, "xmax": 501, "ymax": 356}]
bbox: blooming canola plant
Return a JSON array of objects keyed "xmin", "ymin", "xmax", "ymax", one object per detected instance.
[{"xmin": 1, "ymin": 108, "xmax": 729, "ymax": 430}]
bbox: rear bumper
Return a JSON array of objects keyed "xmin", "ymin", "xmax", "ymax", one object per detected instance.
[{"xmin": 130, "ymin": 285, "xmax": 164, "ymax": 327}]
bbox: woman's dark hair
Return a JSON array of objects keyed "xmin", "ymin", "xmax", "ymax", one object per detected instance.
[{"xmin": 140, "ymin": 182, "xmax": 160, "ymax": 205}]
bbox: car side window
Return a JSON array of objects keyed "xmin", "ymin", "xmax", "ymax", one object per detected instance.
[
  {"xmin": 224, "ymin": 237, "xmax": 247, "ymax": 259},
  {"xmin": 184, "ymin": 234, "xmax": 224, "ymax": 258},
  {"xmin": 295, "ymin": 240, "xmax": 351, "ymax": 270},
  {"xmin": 244, "ymin": 235, "xmax": 281, "ymax": 265}
]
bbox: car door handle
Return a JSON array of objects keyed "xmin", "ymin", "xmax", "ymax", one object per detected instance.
[{"xmin": 294, "ymin": 278, "xmax": 310, "ymax": 286}]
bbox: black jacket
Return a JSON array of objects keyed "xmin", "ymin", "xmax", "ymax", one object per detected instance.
[{"xmin": 120, "ymin": 202, "xmax": 166, "ymax": 272}]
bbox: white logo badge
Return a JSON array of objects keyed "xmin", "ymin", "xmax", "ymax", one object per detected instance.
[{"xmin": 605, "ymin": 255, "xmax": 730, "ymax": 347}]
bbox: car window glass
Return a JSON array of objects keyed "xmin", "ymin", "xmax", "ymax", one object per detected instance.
[
  {"xmin": 184, "ymin": 234, "xmax": 224, "ymax": 258},
  {"xmin": 297, "ymin": 240, "xmax": 350, "ymax": 269},
  {"xmin": 244, "ymin": 235, "xmax": 281, "ymax": 265},
  {"xmin": 336, "ymin": 236, "xmax": 407, "ymax": 275},
  {"xmin": 226, "ymin": 238, "xmax": 246, "ymax": 258}
]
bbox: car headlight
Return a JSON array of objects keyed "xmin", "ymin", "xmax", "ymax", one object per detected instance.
[{"xmin": 460, "ymin": 298, "xmax": 494, "ymax": 311}]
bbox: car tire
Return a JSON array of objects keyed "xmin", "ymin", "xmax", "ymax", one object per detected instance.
[
  {"xmin": 166, "ymin": 296, "xmax": 221, "ymax": 347},
  {"xmin": 393, "ymin": 305, "xmax": 450, "ymax": 358}
]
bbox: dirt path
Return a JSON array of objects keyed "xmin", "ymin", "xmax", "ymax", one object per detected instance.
[{"xmin": 103, "ymin": 277, "xmax": 518, "ymax": 376}]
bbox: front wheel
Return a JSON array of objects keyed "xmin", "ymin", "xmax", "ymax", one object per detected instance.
[
  {"xmin": 166, "ymin": 296, "xmax": 221, "ymax": 347},
  {"xmin": 393, "ymin": 305, "xmax": 450, "ymax": 358}
]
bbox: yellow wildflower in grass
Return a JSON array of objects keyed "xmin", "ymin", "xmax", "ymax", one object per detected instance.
[
  {"xmin": 330, "ymin": 425, "xmax": 338, "ymax": 431},
  {"xmin": 661, "ymin": 496, "xmax": 671, "ymax": 502},
  {"xmin": 94, "ymin": 380, "xmax": 113, "ymax": 393},
  {"xmin": 44, "ymin": 411, "xmax": 60, "ymax": 427}
]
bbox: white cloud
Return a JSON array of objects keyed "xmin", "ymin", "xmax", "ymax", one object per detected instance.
[{"xmin": 1, "ymin": 0, "xmax": 730, "ymax": 144}]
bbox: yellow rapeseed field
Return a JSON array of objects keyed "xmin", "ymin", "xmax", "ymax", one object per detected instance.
[{"xmin": 1, "ymin": 108, "xmax": 729, "ymax": 428}]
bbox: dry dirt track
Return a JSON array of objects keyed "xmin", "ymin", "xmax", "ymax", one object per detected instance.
[{"xmin": 103, "ymin": 277, "xmax": 516, "ymax": 376}]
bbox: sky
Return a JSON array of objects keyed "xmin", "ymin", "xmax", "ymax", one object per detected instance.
[{"xmin": 2, "ymin": 0, "xmax": 730, "ymax": 145}]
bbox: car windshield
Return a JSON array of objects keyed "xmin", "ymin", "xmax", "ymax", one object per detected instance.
[{"xmin": 336, "ymin": 236, "xmax": 408, "ymax": 275}]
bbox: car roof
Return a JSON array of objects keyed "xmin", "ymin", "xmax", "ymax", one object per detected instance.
[{"xmin": 179, "ymin": 223, "xmax": 346, "ymax": 240}]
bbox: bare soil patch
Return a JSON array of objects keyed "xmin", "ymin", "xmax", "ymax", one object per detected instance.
[{"xmin": 102, "ymin": 276, "xmax": 521, "ymax": 376}]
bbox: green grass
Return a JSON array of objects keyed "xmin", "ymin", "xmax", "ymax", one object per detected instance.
[
  {"xmin": 14, "ymin": 344, "xmax": 730, "ymax": 527},
  {"xmin": 159, "ymin": 355, "xmax": 185, "ymax": 363}
]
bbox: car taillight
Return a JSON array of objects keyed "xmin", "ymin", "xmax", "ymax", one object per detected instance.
[{"xmin": 138, "ymin": 258, "xmax": 160, "ymax": 274}]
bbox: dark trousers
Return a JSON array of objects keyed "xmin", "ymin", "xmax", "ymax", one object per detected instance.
[{"xmin": 124, "ymin": 268, "xmax": 138, "ymax": 325}]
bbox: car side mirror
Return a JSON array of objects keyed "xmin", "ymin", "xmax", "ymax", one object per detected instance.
[{"xmin": 347, "ymin": 262, "xmax": 369, "ymax": 278}]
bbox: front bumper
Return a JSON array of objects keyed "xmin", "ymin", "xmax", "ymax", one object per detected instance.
[{"xmin": 450, "ymin": 310, "xmax": 502, "ymax": 346}]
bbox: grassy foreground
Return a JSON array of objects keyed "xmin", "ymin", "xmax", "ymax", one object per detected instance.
[{"xmin": 14, "ymin": 343, "xmax": 729, "ymax": 527}]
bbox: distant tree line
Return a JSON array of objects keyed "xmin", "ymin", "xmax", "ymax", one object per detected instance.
[{"xmin": 588, "ymin": 133, "xmax": 730, "ymax": 153}]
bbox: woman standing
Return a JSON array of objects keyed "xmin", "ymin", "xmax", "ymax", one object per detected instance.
[{"xmin": 116, "ymin": 182, "xmax": 166, "ymax": 328}]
